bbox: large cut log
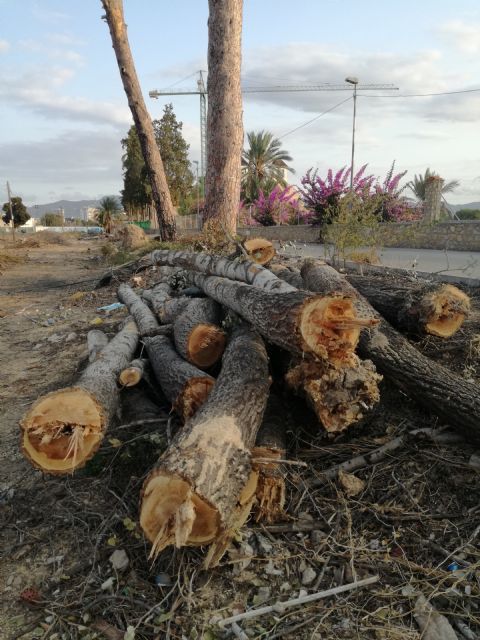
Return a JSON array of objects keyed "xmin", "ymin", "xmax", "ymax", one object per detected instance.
[
  {"xmin": 140, "ymin": 325, "xmax": 270, "ymax": 554},
  {"xmin": 183, "ymin": 271, "xmax": 375, "ymax": 364},
  {"xmin": 173, "ymin": 298, "xmax": 226, "ymax": 368},
  {"xmin": 21, "ymin": 319, "xmax": 139, "ymax": 474},
  {"xmin": 301, "ymin": 260, "xmax": 480, "ymax": 443},
  {"xmin": 117, "ymin": 283, "xmax": 160, "ymax": 336},
  {"xmin": 143, "ymin": 282, "xmax": 191, "ymax": 324},
  {"xmin": 285, "ymin": 355, "xmax": 382, "ymax": 433},
  {"xmin": 241, "ymin": 238, "xmax": 276, "ymax": 265},
  {"xmin": 143, "ymin": 334, "xmax": 215, "ymax": 420},
  {"xmin": 87, "ymin": 329, "xmax": 109, "ymax": 363},
  {"xmin": 347, "ymin": 274, "xmax": 470, "ymax": 337},
  {"xmin": 119, "ymin": 357, "xmax": 147, "ymax": 387},
  {"xmin": 270, "ymin": 263, "xmax": 305, "ymax": 289}
]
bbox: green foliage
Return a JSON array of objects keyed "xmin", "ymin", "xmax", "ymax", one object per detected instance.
[
  {"xmin": 121, "ymin": 126, "xmax": 152, "ymax": 214},
  {"xmin": 241, "ymin": 130, "xmax": 294, "ymax": 203},
  {"xmin": 2, "ymin": 196, "xmax": 30, "ymax": 227},
  {"xmin": 97, "ymin": 196, "xmax": 122, "ymax": 233},
  {"xmin": 41, "ymin": 212, "xmax": 64, "ymax": 226},
  {"xmin": 408, "ymin": 168, "xmax": 460, "ymax": 202},
  {"xmin": 456, "ymin": 208, "xmax": 480, "ymax": 220}
]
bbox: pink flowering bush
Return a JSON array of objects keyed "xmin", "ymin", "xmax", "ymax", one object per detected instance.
[{"xmin": 251, "ymin": 185, "xmax": 311, "ymax": 226}]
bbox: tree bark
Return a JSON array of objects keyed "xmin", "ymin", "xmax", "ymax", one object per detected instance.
[
  {"xmin": 143, "ymin": 334, "xmax": 215, "ymax": 420},
  {"xmin": 140, "ymin": 325, "xmax": 269, "ymax": 555},
  {"xmin": 21, "ymin": 319, "xmax": 139, "ymax": 474},
  {"xmin": 301, "ymin": 260, "xmax": 480, "ymax": 443},
  {"xmin": 184, "ymin": 271, "xmax": 373, "ymax": 364},
  {"xmin": 117, "ymin": 283, "xmax": 160, "ymax": 336},
  {"xmin": 173, "ymin": 298, "xmax": 226, "ymax": 368},
  {"xmin": 269, "ymin": 263, "xmax": 305, "ymax": 289},
  {"xmin": 87, "ymin": 329, "xmax": 109, "ymax": 363},
  {"xmin": 101, "ymin": 0, "xmax": 177, "ymax": 240},
  {"xmin": 204, "ymin": 0, "xmax": 243, "ymax": 235},
  {"xmin": 346, "ymin": 274, "xmax": 470, "ymax": 337},
  {"xmin": 119, "ymin": 357, "xmax": 147, "ymax": 387}
]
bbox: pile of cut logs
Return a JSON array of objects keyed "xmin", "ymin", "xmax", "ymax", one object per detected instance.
[{"xmin": 20, "ymin": 239, "xmax": 478, "ymax": 566}]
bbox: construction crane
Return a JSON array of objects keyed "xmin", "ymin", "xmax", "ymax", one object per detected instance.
[{"xmin": 149, "ymin": 70, "xmax": 398, "ymax": 179}]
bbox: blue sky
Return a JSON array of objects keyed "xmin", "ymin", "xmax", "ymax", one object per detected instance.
[{"xmin": 1, "ymin": 0, "xmax": 480, "ymax": 205}]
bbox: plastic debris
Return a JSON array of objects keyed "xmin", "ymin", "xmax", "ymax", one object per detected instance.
[
  {"xmin": 155, "ymin": 573, "xmax": 172, "ymax": 587},
  {"xmin": 447, "ymin": 562, "xmax": 460, "ymax": 571},
  {"xmin": 89, "ymin": 317, "xmax": 104, "ymax": 326},
  {"xmin": 97, "ymin": 302, "xmax": 125, "ymax": 312}
]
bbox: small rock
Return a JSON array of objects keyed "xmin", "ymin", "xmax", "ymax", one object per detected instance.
[
  {"xmin": 264, "ymin": 559, "xmax": 283, "ymax": 576},
  {"xmin": 33, "ymin": 343, "xmax": 43, "ymax": 350},
  {"xmin": 401, "ymin": 584, "xmax": 417, "ymax": 597},
  {"xmin": 280, "ymin": 582, "xmax": 292, "ymax": 593},
  {"xmin": 298, "ymin": 589, "xmax": 308, "ymax": 598},
  {"xmin": 369, "ymin": 539, "xmax": 380, "ymax": 550},
  {"xmin": 45, "ymin": 615, "xmax": 55, "ymax": 624},
  {"xmin": 47, "ymin": 333, "xmax": 63, "ymax": 344},
  {"xmin": 65, "ymin": 332, "xmax": 77, "ymax": 342},
  {"xmin": 12, "ymin": 575, "xmax": 23, "ymax": 588},
  {"xmin": 109, "ymin": 549, "xmax": 129, "ymax": 572},
  {"xmin": 42, "ymin": 318, "xmax": 55, "ymax": 327},
  {"xmin": 301, "ymin": 567, "xmax": 317, "ymax": 586},
  {"xmin": 45, "ymin": 555, "xmax": 64, "ymax": 565},
  {"xmin": 255, "ymin": 532, "xmax": 273, "ymax": 555},
  {"xmin": 101, "ymin": 576, "xmax": 115, "ymax": 591}
]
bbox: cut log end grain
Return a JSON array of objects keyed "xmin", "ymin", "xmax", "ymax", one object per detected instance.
[
  {"xmin": 187, "ymin": 324, "xmax": 227, "ymax": 368},
  {"xmin": 424, "ymin": 284, "xmax": 470, "ymax": 337},
  {"xmin": 21, "ymin": 387, "xmax": 103, "ymax": 474},
  {"xmin": 243, "ymin": 238, "xmax": 276, "ymax": 265},
  {"xmin": 174, "ymin": 376, "xmax": 216, "ymax": 421},
  {"xmin": 119, "ymin": 366, "xmax": 143, "ymax": 387}
]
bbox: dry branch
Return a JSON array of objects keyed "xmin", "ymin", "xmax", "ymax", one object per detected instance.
[{"xmin": 119, "ymin": 357, "xmax": 147, "ymax": 387}]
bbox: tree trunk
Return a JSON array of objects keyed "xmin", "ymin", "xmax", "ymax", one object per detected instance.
[
  {"xmin": 87, "ymin": 329, "xmax": 109, "ymax": 363},
  {"xmin": 241, "ymin": 238, "xmax": 276, "ymax": 265},
  {"xmin": 21, "ymin": 319, "xmax": 139, "ymax": 474},
  {"xmin": 143, "ymin": 334, "xmax": 215, "ymax": 420},
  {"xmin": 270, "ymin": 263, "xmax": 305, "ymax": 289},
  {"xmin": 347, "ymin": 274, "xmax": 470, "ymax": 337},
  {"xmin": 119, "ymin": 357, "xmax": 147, "ymax": 387},
  {"xmin": 120, "ymin": 384, "xmax": 165, "ymax": 425},
  {"xmin": 140, "ymin": 325, "xmax": 269, "ymax": 555},
  {"xmin": 173, "ymin": 298, "xmax": 226, "ymax": 368},
  {"xmin": 301, "ymin": 260, "xmax": 480, "ymax": 444},
  {"xmin": 117, "ymin": 283, "xmax": 160, "ymax": 336},
  {"xmin": 101, "ymin": 0, "xmax": 177, "ymax": 240},
  {"xmin": 204, "ymin": 0, "xmax": 243, "ymax": 235},
  {"xmin": 184, "ymin": 271, "xmax": 373, "ymax": 364}
]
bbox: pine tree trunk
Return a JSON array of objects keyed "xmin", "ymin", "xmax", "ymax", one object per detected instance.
[
  {"xmin": 204, "ymin": 0, "xmax": 243, "ymax": 234},
  {"xmin": 101, "ymin": 0, "xmax": 177, "ymax": 240},
  {"xmin": 347, "ymin": 274, "xmax": 470, "ymax": 337},
  {"xmin": 301, "ymin": 260, "xmax": 480, "ymax": 443},
  {"xmin": 140, "ymin": 325, "xmax": 269, "ymax": 555},
  {"xmin": 143, "ymin": 334, "xmax": 215, "ymax": 420},
  {"xmin": 173, "ymin": 298, "xmax": 226, "ymax": 368},
  {"xmin": 21, "ymin": 319, "xmax": 139, "ymax": 474}
]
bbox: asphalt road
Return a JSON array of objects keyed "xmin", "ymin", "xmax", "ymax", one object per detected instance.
[{"xmin": 280, "ymin": 244, "xmax": 480, "ymax": 280}]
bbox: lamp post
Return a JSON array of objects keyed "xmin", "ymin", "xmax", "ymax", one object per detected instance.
[
  {"xmin": 192, "ymin": 160, "xmax": 200, "ymax": 227},
  {"xmin": 345, "ymin": 76, "xmax": 359, "ymax": 191}
]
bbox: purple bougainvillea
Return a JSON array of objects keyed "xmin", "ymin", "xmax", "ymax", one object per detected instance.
[{"xmin": 251, "ymin": 185, "xmax": 311, "ymax": 226}]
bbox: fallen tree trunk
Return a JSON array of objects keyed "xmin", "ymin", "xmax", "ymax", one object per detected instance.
[
  {"xmin": 241, "ymin": 238, "xmax": 276, "ymax": 265},
  {"xmin": 143, "ymin": 334, "xmax": 215, "ymax": 420},
  {"xmin": 87, "ymin": 329, "xmax": 109, "ymax": 363},
  {"xmin": 285, "ymin": 354, "xmax": 382, "ymax": 433},
  {"xmin": 301, "ymin": 260, "xmax": 480, "ymax": 443},
  {"xmin": 21, "ymin": 319, "xmax": 139, "ymax": 474},
  {"xmin": 184, "ymin": 271, "xmax": 374, "ymax": 364},
  {"xmin": 269, "ymin": 263, "xmax": 305, "ymax": 289},
  {"xmin": 140, "ymin": 325, "xmax": 270, "ymax": 554},
  {"xmin": 143, "ymin": 282, "xmax": 192, "ymax": 324},
  {"xmin": 173, "ymin": 298, "xmax": 226, "ymax": 368},
  {"xmin": 347, "ymin": 274, "xmax": 470, "ymax": 337},
  {"xmin": 117, "ymin": 283, "xmax": 160, "ymax": 336},
  {"xmin": 119, "ymin": 357, "xmax": 147, "ymax": 387}
]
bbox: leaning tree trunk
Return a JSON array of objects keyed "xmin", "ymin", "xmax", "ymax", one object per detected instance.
[
  {"xmin": 301, "ymin": 260, "xmax": 480, "ymax": 444},
  {"xmin": 347, "ymin": 274, "xmax": 470, "ymax": 337},
  {"xmin": 101, "ymin": 0, "xmax": 177, "ymax": 240},
  {"xmin": 204, "ymin": 0, "xmax": 243, "ymax": 235},
  {"xmin": 173, "ymin": 298, "xmax": 226, "ymax": 368},
  {"xmin": 143, "ymin": 334, "xmax": 215, "ymax": 420},
  {"xmin": 184, "ymin": 271, "xmax": 375, "ymax": 364},
  {"xmin": 21, "ymin": 319, "xmax": 139, "ymax": 474},
  {"xmin": 140, "ymin": 324, "xmax": 269, "ymax": 556}
]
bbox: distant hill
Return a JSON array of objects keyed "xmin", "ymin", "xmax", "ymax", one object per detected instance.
[
  {"xmin": 28, "ymin": 200, "xmax": 101, "ymax": 219},
  {"xmin": 448, "ymin": 201, "xmax": 480, "ymax": 213}
]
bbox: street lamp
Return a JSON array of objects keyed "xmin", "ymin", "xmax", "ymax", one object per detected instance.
[
  {"xmin": 345, "ymin": 76, "xmax": 359, "ymax": 191},
  {"xmin": 192, "ymin": 160, "xmax": 200, "ymax": 224}
]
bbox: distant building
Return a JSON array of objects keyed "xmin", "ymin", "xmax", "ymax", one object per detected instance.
[{"xmin": 81, "ymin": 207, "xmax": 99, "ymax": 222}]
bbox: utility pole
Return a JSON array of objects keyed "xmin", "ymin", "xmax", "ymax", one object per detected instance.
[
  {"xmin": 193, "ymin": 160, "xmax": 200, "ymax": 223},
  {"xmin": 345, "ymin": 77, "xmax": 358, "ymax": 190},
  {"xmin": 6, "ymin": 181, "xmax": 15, "ymax": 243}
]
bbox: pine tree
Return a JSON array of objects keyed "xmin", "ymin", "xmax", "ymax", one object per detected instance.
[{"xmin": 121, "ymin": 126, "xmax": 152, "ymax": 215}]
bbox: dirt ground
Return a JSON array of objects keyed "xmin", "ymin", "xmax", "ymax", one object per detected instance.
[{"xmin": 1, "ymin": 236, "xmax": 480, "ymax": 640}]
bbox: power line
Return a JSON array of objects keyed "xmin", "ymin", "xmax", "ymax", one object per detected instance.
[
  {"xmin": 361, "ymin": 87, "xmax": 480, "ymax": 98},
  {"xmin": 278, "ymin": 96, "xmax": 352, "ymax": 139}
]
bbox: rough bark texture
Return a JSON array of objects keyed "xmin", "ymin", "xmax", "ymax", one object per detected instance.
[
  {"xmin": 270, "ymin": 263, "xmax": 305, "ymax": 289},
  {"xmin": 87, "ymin": 329, "xmax": 109, "ymax": 363},
  {"xmin": 143, "ymin": 334, "xmax": 214, "ymax": 420},
  {"xmin": 21, "ymin": 319, "xmax": 139, "ymax": 474},
  {"xmin": 301, "ymin": 260, "xmax": 480, "ymax": 443},
  {"xmin": 347, "ymin": 274, "xmax": 470, "ymax": 337},
  {"xmin": 173, "ymin": 298, "xmax": 226, "ymax": 368},
  {"xmin": 101, "ymin": 0, "xmax": 176, "ymax": 240},
  {"xmin": 120, "ymin": 384, "xmax": 165, "ymax": 425},
  {"xmin": 119, "ymin": 357, "xmax": 148, "ymax": 387},
  {"xmin": 204, "ymin": 0, "xmax": 243, "ymax": 234},
  {"xmin": 184, "ymin": 270, "xmax": 369, "ymax": 364},
  {"xmin": 117, "ymin": 283, "xmax": 160, "ymax": 336},
  {"xmin": 140, "ymin": 325, "xmax": 269, "ymax": 554}
]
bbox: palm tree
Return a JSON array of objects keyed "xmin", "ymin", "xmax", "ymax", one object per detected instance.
[
  {"xmin": 241, "ymin": 130, "xmax": 294, "ymax": 202},
  {"xmin": 97, "ymin": 196, "xmax": 122, "ymax": 233},
  {"xmin": 408, "ymin": 168, "xmax": 459, "ymax": 202}
]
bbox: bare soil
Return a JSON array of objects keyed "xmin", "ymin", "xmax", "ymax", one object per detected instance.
[{"xmin": 1, "ymin": 238, "xmax": 479, "ymax": 640}]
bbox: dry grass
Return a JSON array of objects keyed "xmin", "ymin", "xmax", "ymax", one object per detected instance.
[
  {"xmin": 18, "ymin": 231, "xmax": 79, "ymax": 248},
  {"xmin": 0, "ymin": 252, "xmax": 24, "ymax": 270}
]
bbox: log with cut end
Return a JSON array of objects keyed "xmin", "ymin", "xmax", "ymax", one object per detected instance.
[
  {"xmin": 143, "ymin": 334, "xmax": 215, "ymax": 420},
  {"xmin": 285, "ymin": 355, "xmax": 382, "ymax": 433},
  {"xmin": 173, "ymin": 298, "xmax": 226, "ymax": 368},
  {"xmin": 20, "ymin": 319, "xmax": 139, "ymax": 474},
  {"xmin": 184, "ymin": 270, "xmax": 375, "ymax": 364},
  {"xmin": 140, "ymin": 325, "xmax": 270, "ymax": 555},
  {"xmin": 87, "ymin": 329, "xmax": 109, "ymax": 363},
  {"xmin": 117, "ymin": 283, "xmax": 160, "ymax": 336},
  {"xmin": 119, "ymin": 357, "xmax": 147, "ymax": 387},
  {"xmin": 301, "ymin": 260, "xmax": 480, "ymax": 443},
  {"xmin": 347, "ymin": 274, "xmax": 470, "ymax": 337},
  {"xmin": 252, "ymin": 394, "xmax": 287, "ymax": 524},
  {"xmin": 143, "ymin": 282, "xmax": 192, "ymax": 324},
  {"xmin": 241, "ymin": 238, "xmax": 276, "ymax": 265},
  {"xmin": 269, "ymin": 263, "xmax": 305, "ymax": 289}
]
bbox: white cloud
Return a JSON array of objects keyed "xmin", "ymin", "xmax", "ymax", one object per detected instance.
[
  {"xmin": 437, "ymin": 20, "xmax": 480, "ymax": 54},
  {"xmin": 0, "ymin": 39, "xmax": 9, "ymax": 52}
]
